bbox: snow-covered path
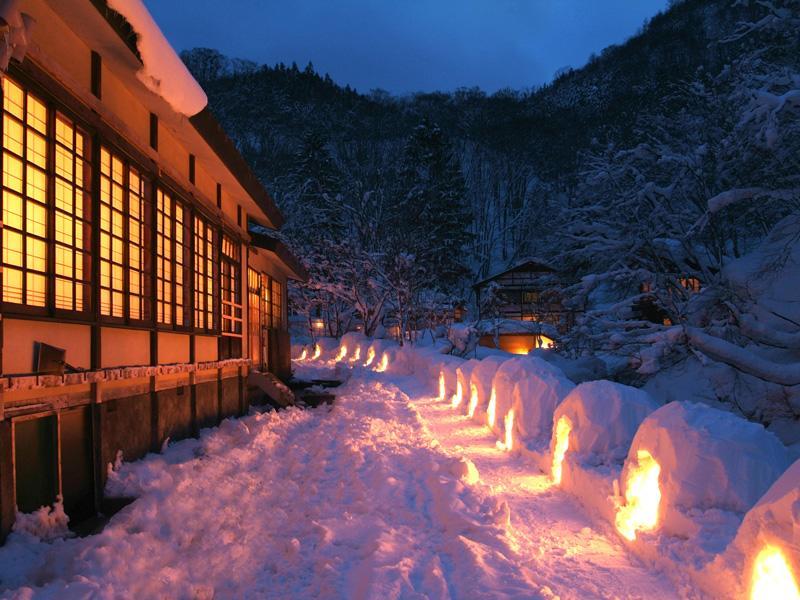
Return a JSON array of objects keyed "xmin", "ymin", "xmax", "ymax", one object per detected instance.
[{"xmin": 0, "ymin": 367, "xmax": 691, "ymax": 599}]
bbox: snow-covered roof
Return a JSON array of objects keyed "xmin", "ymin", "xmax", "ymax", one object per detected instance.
[
  {"xmin": 106, "ymin": 0, "xmax": 207, "ymax": 116},
  {"xmin": 473, "ymin": 257, "xmax": 558, "ymax": 288}
]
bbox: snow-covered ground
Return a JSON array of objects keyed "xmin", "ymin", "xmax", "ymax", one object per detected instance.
[{"xmin": 0, "ymin": 361, "xmax": 697, "ymax": 599}]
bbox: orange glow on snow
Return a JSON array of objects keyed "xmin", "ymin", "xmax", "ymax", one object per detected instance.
[
  {"xmin": 438, "ymin": 371, "xmax": 446, "ymax": 401},
  {"xmin": 467, "ymin": 383, "xmax": 479, "ymax": 418},
  {"xmin": 552, "ymin": 416, "xmax": 572, "ymax": 484},
  {"xmin": 375, "ymin": 352, "xmax": 389, "ymax": 372},
  {"xmin": 350, "ymin": 347, "xmax": 361, "ymax": 362},
  {"xmin": 503, "ymin": 409, "xmax": 515, "ymax": 451},
  {"xmin": 487, "ymin": 387, "xmax": 497, "ymax": 428},
  {"xmin": 451, "ymin": 380, "xmax": 464, "ymax": 409},
  {"xmin": 751, "ymin": 545, "xmax": 800, "ymax": 600},
  {"xmin": 335, "ymin": 345, "xmax": 348, "ymax": 361},
  {"xmin": 297, "ymin": 348, "xmax": 308, "ymax": 361},
  {"xmin": 312, "ymin": 344, "xmax": 321, "ymax": 360},
  {"xmin": 615, "ymin": 450, "xmax": 661, "ymax": 541},
  {"xmin": 365, "ymin": 347, "xmax": 376, "ymax": 367}
]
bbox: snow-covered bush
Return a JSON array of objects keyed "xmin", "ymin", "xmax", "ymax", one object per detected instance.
[
  {"xmin": 466, "ymin": 356, "xmax": 507, "ymax": 422},
  {"xmin": 617, "ymin": 402, "xmax": 790, "ymax": 545}
]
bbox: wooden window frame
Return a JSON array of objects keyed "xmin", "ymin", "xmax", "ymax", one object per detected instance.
[{"xmin": 155, "ymin": 186, "xmax": 190, "ymax": 330}]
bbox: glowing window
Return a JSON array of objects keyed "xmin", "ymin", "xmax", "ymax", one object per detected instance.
[
  {"xmin": 220, "ymin": 233, "xmax": 242, "ymax": 337},
  {"xmin": 156, "ymin": 188, "xmax": 188, "ymax": 326},
  {"xmin": 270, "ymin": 278, "xmax": 283, "ymax": 330},
  {"xmin": 99, "ymin": 147, "xmax": 148, "ymax": 320},
  {"xmin": 193, "ymin": 215, "xmax": 215, "ymax": 330},
  {"xmin": 2, "ymin": 78, "xmax": 90, "ymax": 311}
]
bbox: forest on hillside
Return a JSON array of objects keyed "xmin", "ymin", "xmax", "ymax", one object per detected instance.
[{"xmin": 182, "ymin": 0, "xmax": 800, "ymax": 431}]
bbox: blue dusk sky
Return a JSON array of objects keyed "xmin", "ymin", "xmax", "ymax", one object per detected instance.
[{"xmin": 144, "ymin": 0, "xmax": 669, "ymax": 94}]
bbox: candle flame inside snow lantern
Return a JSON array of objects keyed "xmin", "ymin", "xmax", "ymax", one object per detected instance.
[
  {"xmin": 751, "ymin": 545, "xmax": 800, "ymax": 600},
  {"xmin": 615, "ymin": 449, "xmax": 661, "ymax": 541},
  {"xmin": 375, "ymin": 352, "xmax": 389, "ymax": 372},
  {"xmin": 552, "ymin": 415, "xmax": 572, "ymax": 484},
  {"xmin": 439, "ymin": 371, "xmax": 446, "ymax": 401},
  {"xmin": 451, "ymin": 380, "xmax": 463, "ymax": 409},
  {"xmin": 365, "ymin": 347, "xmax": 376, "ymax": 367},
  {"xmin": 468, "ymin": 383, "xmax": 479, "ymax": 418}
]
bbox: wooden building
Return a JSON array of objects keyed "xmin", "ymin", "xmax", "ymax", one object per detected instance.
[
  {"xmin": 473, "ymin": 259, "xmax": 576, "ymax": 353},
  {"xmin": 0, "ymin": 0, "xmax": 306, "ymax": 539}
]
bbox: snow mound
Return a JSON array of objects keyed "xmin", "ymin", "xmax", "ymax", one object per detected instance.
[
  {"xmin": 704, "ymin": 457, "xmax": 800, "ymax": 598},
  {"xmin": 554, "ymin": 381, "xmax": 658, "ymax": 466},
  {"xmin": 623, "ymin": 401, "xmax": 791, "ymax": 537},
  {"xmin": 12, "ymin": 500, "xmax": 70, "ymax": 541},
  {"xmin": 511, "ymin": 357, "xmax": 575, "ymax": 451},
  {"xmin": 437, "ymin": 357, "xmax": 463, "ymax": 401},
  {"xmin": 529, "ymin": 349, "xmax": 606, "ymax": 383},
  {"xmin": 467, "ymin": 356, "xmax": 507, "ymax": 422},
  {"xmin": 314, "ymin": 337, "xmax": 341, "ymax": 360},
  {"xmin": 107, "ymin": 0, "xmax": 207, "ymax": 116}
]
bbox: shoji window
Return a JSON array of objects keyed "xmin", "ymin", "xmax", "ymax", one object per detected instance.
[
  {"xmin": 99, "ymin": 147, "xmax": 148, "ymax": 320},
  {"xmin": 220, "ymin": 233, "xmax": 242, "ymax": 337},
  {"xmin": 270, "ymin": 278, "xmax": 283, "ymax": 330},
  {"xmin": 2, "ymin": 77, "xmax": 90, "ymax": 312},
  {"xmin": 193, "ymin": 214, "xmax": 215, "ymax": 331},
  {"xmin": 156, "ymin": 188, "xmax": 187, "ymax": 326},
  {"xmin": 53, "ymin": 114, "xmax": 91, "ymax": 312}
]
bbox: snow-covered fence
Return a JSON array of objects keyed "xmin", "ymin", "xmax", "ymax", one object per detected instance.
[{"xmin": 550, "ymin": 381, "xmax": 658, "ymax": 522}]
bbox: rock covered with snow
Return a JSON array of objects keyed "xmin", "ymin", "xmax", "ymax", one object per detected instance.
[
  {"xmin": 511, "ymin": 357, "xmax": 575, "ymax": 451},
  {"xmin": 622, "ymin": 401, "xmax": 791, "ymax": 538},
  {"xmin": 467, "ymin": 356, "xmax": 508, "ymax": 421},
  {"xmin": 108, "ymin": 0, "xmax": 207, "ymax": 116},
  {"xmin": 553, "ymin": 381, "xmax": 658, "ymax": 467}
]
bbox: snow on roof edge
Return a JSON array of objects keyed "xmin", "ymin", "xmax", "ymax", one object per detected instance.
[{"xmin": 107, "ymin": 0, "xmax": 207, "ymax": 117}]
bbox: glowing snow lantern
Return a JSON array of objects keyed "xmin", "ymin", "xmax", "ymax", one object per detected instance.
[
  {"xmin": 312, "ymin": 344, "xmax": 321, "ymax": 360},
  {"xmin": 751, "ymin": 545, "xmax": 800, "ymax": 600},
  {"xmin": 350, "ymin": 346, "xmax": 361, "ymax": 362},
  {"xmin": 551, "ymin": 415, "xmax": 572, "ymax": 484},
  {"xmin": 451, "ymin": 380, "xmax": 464, "ymax": 409},
  {"xmin": 487, "ymin": 387, "xmax": 497, "ymax": 428},
  {"xmin": 297, "ymin": 348, "xmax": 308, "ymax": 361},
  {"xmin": 467, "ymin": 383, "xmax": 479, "ymax": 418},
  {"xmin": 503, "ymin": 409, "xmax": 515, "ymax": 451},
  {"xmin": 365, "ymin": 347, "xmax": 376, "ymax": 367},
  {"xmin": 438, "ymin": 371, "xmax": 447, "ymax": 401},
  {"xmin": 335, "ymin": 345, "xmax": 348, "ymax": 361},
  {"xmin": 375, "ymin": 352, "xmax": 389, "ymax": 372},
  {"xmin": 615, "ymin": 449, "xmax": 661, "ymax": 541}
]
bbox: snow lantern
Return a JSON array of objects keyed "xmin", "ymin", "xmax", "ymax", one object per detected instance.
[
  {"xmin": 698, "ymin": 457, "xmax": 800, "ymax": 599},
  {"xmin": 512, "ymin": 357, "xmax": 574, "ymax": 455},
  {"xmin": 550, "ymin": 381, "xmax": 658, "ymax": 485},
  {"xmin": 467, "ymin": 356, "xmax": 507, "ymax": 421},
  {"xmin": 616, "ymin": 402, "xmax": 790, "ymax": 543},
  {"xmin": 453, "ymin": 359, "xmax": 480, "ymax": 410},
  {"xmin": 340, "ymin": 332, "xmax": 369, "ymax": 364},
  {"xmin": 437, "ymin": 357, "xmax": 462, "ymax": 402},
  {"xmin": 489, "ymin": 357, "xmax": 540, "ymax": 448},
  {"xmin": 313, "ymin": 337, "xmax": 340, "ymax": 360}
]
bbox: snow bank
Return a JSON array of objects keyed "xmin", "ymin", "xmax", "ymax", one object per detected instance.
[
  {"xmin": 338, "ymin": 332, "xmax": 370, "ymax": 363},
  {"xmin": 702, "ymin": 457, "xmax": 800, "ymax": 598},
  {"xmin": 107, "ymin": 0, "xmax": 207, "ymax": 116},
  {"xmin": 620, "ymin": 401, "xmax": 790, "ymax": 542},
  {"xmin": 529, "ymin": 349, "xmax": 606, "ymax": 383},
  {"xmin": 467, "ymin": 356, "xmax": 507, "ymax": 423},
  {"xmin": 313, "ymin": 337, "xmax": 341, "ymax": 360},
  {"xmin": 12, "ymin": 501, "xmax": 70, "ymax": 542}
]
